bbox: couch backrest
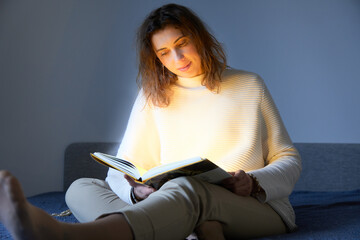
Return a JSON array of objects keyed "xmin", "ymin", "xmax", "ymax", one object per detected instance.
[
  {"xmin": 293, "ymin": 143, "xmax": 360, "ymax": 191},
  {"xmin": 64, "ymin": 142, "xmax": 119, "ymax": 191},
  {"xmin": 64, "ymin": 142, "xmax": 360, "ymax": 192}
]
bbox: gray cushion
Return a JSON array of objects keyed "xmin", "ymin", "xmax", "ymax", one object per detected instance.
[
  {"xmin": 293, "ymin": 143, "xmax": 360, "ymax": 191},
  {"xmin": 63, "ymin": 142, "xmax": 119, "ymax": 191}
]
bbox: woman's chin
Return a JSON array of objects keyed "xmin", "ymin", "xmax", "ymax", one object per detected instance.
[{"xmin": 176, "ymin": 70, "xmax": 203, "ymax": 78}]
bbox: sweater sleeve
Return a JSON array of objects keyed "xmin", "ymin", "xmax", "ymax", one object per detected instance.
[
  {"xmin": 105, "ymin": 168, "xmax": 133, "ymax": 205},
  {"xmin": 248, "ymin": 78, "xmax": 302, "ymax": 203},
  {"xmin": 115, "ymin": 89, "xmax": 160, "ymax": 170},
  {"xmin": 105, "ymin": 90, "xmax": 161, "ymax": 203}
]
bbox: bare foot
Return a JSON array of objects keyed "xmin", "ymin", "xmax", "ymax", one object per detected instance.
[
  {"xmin": 0, "ymin": 170, "xmax": 62, "ymax": 240},
  {"xmin": 195, "ymin": 220, "xmax": 225, "ymax": 240},
  {"xmin": 0, "ymin": 171, "xmax": 134, "ymax": 240}
]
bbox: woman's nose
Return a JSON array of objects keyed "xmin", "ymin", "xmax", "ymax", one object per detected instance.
[{"xmin": 174, "ymin": 49, "xmax": 184, "ymax": 61}]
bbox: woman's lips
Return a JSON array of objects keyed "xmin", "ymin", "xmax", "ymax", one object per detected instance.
[{"xmin": 178, "ymin": 62, "xmax": 191, "ymax": 72}]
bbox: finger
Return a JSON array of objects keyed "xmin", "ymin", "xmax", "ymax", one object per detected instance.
[
  {"xmin": 236, "ymin": 172, "xmax": 252, "ymax": 186},
  {"xmin": 233, "ymin": 183, "xmax": 252, "ymax": 196},
  {"xmin": 124, "ymin": 174, "xmax": 138, "ymax": 187},
  {"xmin": 234, "ymin": 170, "xmax": 245, "ymax": 178},
  {"xmin": 224, "ymin": 176, "xmax": 251, "ymax": 196},
  {"xmin": 222, "ymin": 176, "xmax": 235, "ymax": 185},
  {"xmin": 135, "ymin": 185, "xmax": 156, "ymax": 199},
  {"xmin": 142, "ymin": 186, "xmax": 155, "ymax": 196}
]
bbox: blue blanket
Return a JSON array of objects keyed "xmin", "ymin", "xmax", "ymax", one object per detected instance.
[
  {"xmin": 271, "ymin": 190, "xmax": 360, "ymax": 239},
  {"xmin": 0, "ymin": 192, "xmax": 78, "ymax": 239},
  {"xmin": 1, "ymin": 190, "xmax": 359, "ymax": 239}
]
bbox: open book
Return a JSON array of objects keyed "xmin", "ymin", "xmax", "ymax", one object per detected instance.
[{"xmin": 90, "ymin": 152, "xmax": 232, "ymax": 189}]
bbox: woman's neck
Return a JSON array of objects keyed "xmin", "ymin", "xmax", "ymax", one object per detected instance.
[{"xmin": 176, "ymin": 73, "xmax": 205, "ymax": 88}]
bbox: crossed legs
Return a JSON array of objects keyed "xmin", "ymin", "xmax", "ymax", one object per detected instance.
[
  {"xmin": 1, "ymin": 171, "xmax": 285, "ymax": 240},
  {"xmin": 65, "ymin": 177, "xmax": 225, "ymax": 239},
  {"xmin": 0, "ymin": 171, "xmax": 221, "ymax": 240}
]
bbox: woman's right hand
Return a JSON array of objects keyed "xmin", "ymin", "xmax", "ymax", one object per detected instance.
[{"xmin": 124, "ymin": 174, "xmax": 156, "ymax": 201}]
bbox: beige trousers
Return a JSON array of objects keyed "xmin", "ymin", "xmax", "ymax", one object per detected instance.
[{"xmin": 65, "ymin": 177, "xmax": 286, "ymax": 240}]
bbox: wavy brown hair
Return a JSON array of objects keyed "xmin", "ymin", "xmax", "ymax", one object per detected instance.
[{"xmin": 137, "ymin": 3, "xmax": 227, "ymax": 107}]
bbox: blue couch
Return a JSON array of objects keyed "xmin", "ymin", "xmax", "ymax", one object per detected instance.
[{"xmin": 1, "ymin": 143, "xmax": 359, "ymax": 239}]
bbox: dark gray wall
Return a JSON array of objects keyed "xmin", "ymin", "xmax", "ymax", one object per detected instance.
[{"xmin": 1, "ymin": 0, "xmax": 359, "ymax": 196}]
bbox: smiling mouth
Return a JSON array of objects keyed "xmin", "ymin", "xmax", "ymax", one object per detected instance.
[{"xmin": 178, "ymin": 62, "xmax": 191, "ymax": 72}]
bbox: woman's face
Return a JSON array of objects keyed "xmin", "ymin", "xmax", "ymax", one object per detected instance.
[{"xmin": 151, "ymin": 26, "xmax": 203, "ymax": 78}]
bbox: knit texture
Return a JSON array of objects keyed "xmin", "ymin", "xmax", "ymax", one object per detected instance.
[{"xmin": 106, "ymin": 68, "xmax": 301, "ymax": 231}]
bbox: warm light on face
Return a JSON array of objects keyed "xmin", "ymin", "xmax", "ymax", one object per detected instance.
[{"xmin": 152, "ymin": 26, "xmax": 203, "ymax": 78}]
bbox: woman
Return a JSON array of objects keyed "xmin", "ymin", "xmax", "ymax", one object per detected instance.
[{"xmin": 0, "ymin": 3, "xmax": 301, "ymax": 240}]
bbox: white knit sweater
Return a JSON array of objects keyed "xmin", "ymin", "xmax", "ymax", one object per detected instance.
[{"xmin": 106, "ymin": 68, "xmax": 302, "ymax": 231}]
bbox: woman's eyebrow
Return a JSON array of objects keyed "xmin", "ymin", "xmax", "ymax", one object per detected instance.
[
  {"xmin": 173, "ymin": 35, "xmax": 186, "ymax": 44},
  {"xmin": 156, "ymin": 35, "xmax": 186, "ymax": 52}
]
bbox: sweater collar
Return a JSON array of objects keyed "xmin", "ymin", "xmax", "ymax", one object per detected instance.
[{"xmin": 175, "ymin": 73, "xmax": 205, "ymax": 88}]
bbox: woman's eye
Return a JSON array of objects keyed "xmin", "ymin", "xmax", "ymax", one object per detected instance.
[
  {"xmin": 160, "ymin": 51, "xmax": 168, "ymax": 56},
  {"xmin": 178, "ymin": 40, "xmax": 188, "ymax": 47}
]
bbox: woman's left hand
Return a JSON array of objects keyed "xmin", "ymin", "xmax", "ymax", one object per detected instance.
[{"xmin": 221, "ymin": 170, "xmax": 253, "ymax": 197}]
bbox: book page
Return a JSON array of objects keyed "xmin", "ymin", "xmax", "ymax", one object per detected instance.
[
  {"xmin": 141, "ymin": 156, "xmax": 203, "ymax": 181},
  {"xmin": 142, "ymin": 159, "xmax": 231, "ymax": 189},
  {"xmin": 92, "ymin": 153, "xmax": 141, "ymax": 180}
]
